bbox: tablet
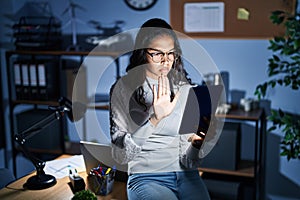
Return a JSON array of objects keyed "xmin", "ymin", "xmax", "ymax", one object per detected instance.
[{"xmin": 179, "ymin": 85, "xmax": 223, "ymax": 135}]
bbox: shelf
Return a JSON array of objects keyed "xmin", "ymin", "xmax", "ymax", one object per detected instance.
[
  {"xmin": 12, "ymin": 100, "xmax": 60, "ymax": 106},
  {"xmin": 88, "ymin": 93, "xmax": 110, "ymax": 110},
  {"xmin": 6, "ymin": 50, "xmax": 122, "ymax": 57},
  {"xmin": 216, "ymin": 108, "xmax": 264, "ymax": 121},
  {"xmin": 87, "ymin": 103, "xmax": 109, "ymax": 110},
  {"xmin": 199, "ymin": 160, "xmax": 255, "ymax": 178}
]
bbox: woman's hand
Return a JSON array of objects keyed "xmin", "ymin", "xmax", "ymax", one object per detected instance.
[
  {"xmin": 188, "ymin": 132, "xmax": 206, "ymax": 149},
  {"xmin": 149, "ymin": 75, "xmax": 179, "ymax": 126}
]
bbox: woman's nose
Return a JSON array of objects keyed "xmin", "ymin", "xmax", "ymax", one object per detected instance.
[{"xmin": 161, "ymin": 53, "xmax": 170, "ymax": 63}]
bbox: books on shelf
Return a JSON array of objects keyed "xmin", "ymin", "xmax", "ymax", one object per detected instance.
[
  {"xmin": 37, "ymin": 62, "xmax": 47, "ymax": 100},
  {"xmin": 13, "ymin": 62, "xmax": 22, "ymax": 100},
  {"xmin": 21, "ymin": 62, "xmax": 30, "ymax": 100},
  {"xmin": 13, "ymin": 60, "xmax": 59, "ymax": 101},
  {"xmin": 29, "ymin": 63, "xmax": 38, "ymax": 99}
]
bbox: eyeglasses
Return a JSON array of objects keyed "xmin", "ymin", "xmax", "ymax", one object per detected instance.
[{"xmin": 146, "ymin": 48, "xmax": 177, "ymax": 63}]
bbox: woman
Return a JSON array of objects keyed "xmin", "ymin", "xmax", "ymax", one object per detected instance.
[{"xmin": 109, "ymin": 18, "xmax": 210, "ymax": 200}]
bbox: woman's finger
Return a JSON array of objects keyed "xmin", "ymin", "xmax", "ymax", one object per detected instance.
[
  {"xmin": 158, "ymin": 75, "xmax": 163, "ymax": 98},
  {"xmin": 161, "ymin": 74, "xmax": 165, "ymax": 96},
  {"xmin": 153, "ymin": 84, "xmax": 157, "ymax": 103},
  {"xmin": 164, "ymin": 75, "xmax": 169, "ymax": 95}
]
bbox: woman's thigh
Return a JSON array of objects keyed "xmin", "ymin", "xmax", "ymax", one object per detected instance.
[
  {"xmin": 176, "ymin": 170, "xmax": 210, "ymax": 200},
  {"xmin": 127, "ymin": 173, "xmax": 178, "ymax": 200}
]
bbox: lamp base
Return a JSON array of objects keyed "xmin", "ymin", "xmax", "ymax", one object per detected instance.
[{"xmin": 24, "ymin": 174, "xmax": 57, "ymax": 190}]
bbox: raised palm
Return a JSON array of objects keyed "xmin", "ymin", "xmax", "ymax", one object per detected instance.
[{"xmin": 152, "ymin": 75, "xmax": 179, "ymax": 120}]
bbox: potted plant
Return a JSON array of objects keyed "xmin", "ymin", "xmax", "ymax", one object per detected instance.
[
  {"xmin": 255, "ymin": 10, "xmax": 300, "ymax": 160},
  {"xmin": 72, "ymin": 190, "xmax": 97, "ymax": 200}
]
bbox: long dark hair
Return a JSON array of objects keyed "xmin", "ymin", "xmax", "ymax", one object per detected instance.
[{"xmin": 125, "ymin": 18, "xmax": 191, "ymax": 110}]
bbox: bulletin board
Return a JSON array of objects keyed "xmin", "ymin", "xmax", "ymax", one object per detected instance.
[{"xmin": 170, "ymin": 0, "xmax": 296, "ymax": 39}]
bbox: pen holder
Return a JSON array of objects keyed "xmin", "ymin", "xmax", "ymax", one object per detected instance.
[{"xmin": 87, "ymin": 167, "xmax": 115, "ymax": 196}]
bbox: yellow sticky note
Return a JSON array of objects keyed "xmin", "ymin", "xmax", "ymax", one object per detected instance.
[{"xmin": 237, "ymin": 8, "xmax": 250, "ymax": 20}]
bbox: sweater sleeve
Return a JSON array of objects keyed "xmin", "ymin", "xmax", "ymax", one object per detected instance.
[
  {"xmin": 109, "ymin": 79, "xmax": 156, "ymax": 164},
  {"xmin": 179, "ymin": 133, "xmax": 203, "ymax": 168},
  {"xmin": 179, "ymin": 119, "xmax": 223, "ymax": 169}
]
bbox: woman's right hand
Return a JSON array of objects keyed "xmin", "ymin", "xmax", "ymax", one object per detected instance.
[
  {"xmin": 188, "ymin": 132, "xmax": 206, "ymax": 149},
  {"xmin": 149, "ymin": 75, "xmax": 179, "ymax": 126}
]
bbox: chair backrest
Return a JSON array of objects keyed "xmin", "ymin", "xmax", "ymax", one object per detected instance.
[{"xmin": 0, "ymin": 168, "xmax": 16, "ymax": 189}]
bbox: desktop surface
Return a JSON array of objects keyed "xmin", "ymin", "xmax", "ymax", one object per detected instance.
[{"xmin": 0, "ymin": 155, "xmax": 127, "ymax": 200}]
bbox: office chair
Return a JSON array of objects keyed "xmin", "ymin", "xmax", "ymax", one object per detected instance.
[{"xmin": 0, "ymin": 168, "xmax": 16, "ymax": 189}]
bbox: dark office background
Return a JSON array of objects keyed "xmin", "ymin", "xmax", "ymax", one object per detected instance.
[{"xmin": 0, "ymin": 1, "xmax": 299, "ymax": 199}]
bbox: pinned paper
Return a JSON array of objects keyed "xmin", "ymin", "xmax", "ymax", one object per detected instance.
[
  {"xmin": 237, "ymin": 8, "xmax": 250, "ymax": 20},
  {"xmin": 184, "ymin": 2, "xmax": 225, "ymax": 32}
]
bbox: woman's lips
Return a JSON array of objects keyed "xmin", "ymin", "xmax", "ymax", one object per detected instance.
[{"xmin": 160, "ymin": 68, "xmax": 169, "ymax": 73}]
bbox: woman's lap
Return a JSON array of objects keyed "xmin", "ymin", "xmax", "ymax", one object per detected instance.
[{"xmin": 127, "ymin": 171, "xmax": 210, "ymax": 200}]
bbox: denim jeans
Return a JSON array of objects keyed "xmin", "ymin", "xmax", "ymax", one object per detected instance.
[{"xmin": 127, "ymin": 170, "xmax": 210, "ymax": 200}]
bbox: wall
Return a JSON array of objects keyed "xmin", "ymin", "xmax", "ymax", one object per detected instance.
[{"xmin": 0, "ymin": 0, "xmax": 299, "ymax": 199}]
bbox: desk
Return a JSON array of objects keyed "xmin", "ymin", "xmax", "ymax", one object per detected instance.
[{"xmin": 0, "ymin": 155, "xmax": 127, "ymax": 200}]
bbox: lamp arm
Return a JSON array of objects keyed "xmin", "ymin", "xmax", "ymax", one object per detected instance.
[
  {"xmin": 15, "ymin": 135, "xmax": 47, "ymax": 175},
  {"xmin": 12, "ymin": 99, "xmax": 76, "ymax": 190},
  {"xmin": 14, "ymin": 106, "xmax": 67, "ymax": 175}
]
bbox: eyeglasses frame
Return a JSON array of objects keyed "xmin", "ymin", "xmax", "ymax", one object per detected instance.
[{"xmin": 146, "ymin": 48, "xmax": 178, "ymax": 63}]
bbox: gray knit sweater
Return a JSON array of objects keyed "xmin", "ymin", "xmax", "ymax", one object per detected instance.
[{"xmin": 110, "ymin": 77, "xmax": 207, "ymax": 174}]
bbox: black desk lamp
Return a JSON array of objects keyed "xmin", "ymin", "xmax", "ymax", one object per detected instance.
[{"xmin": 14, "ymin": 97, "xmax": 86, "ymax": 190}]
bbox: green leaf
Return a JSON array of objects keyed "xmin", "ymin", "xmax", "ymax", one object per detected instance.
[
  {"xmin": 272, "ymin": 10, "xmax": 285, "ymax": 16},
  {"xmin": 293, "ymin": 39, "xmax": 300, "ymax": 49},
  {"xmin": 271, "ymin": 14, "xmax": 285, "ymax": 25},
  {"xmin": 292, "ymin": 82, "xmax": 299, "ymax": 90},
  {"xmin": 279, "ymin": 109, "xmax": 284, "ymax": 117},
  {"xmin": 270, "ymin": 80, "xmax": 277, "ymax": 88},
  {"xmin": 268, "ymin": 126, "xmax": 277, "ymax": 132},
  {"xmin": 284, "ymin": 76, "xmax": 291, "ymax": 85},
  {"xmin": 273, "ymin": 55, "xmax": 280, "ymax": 61}
]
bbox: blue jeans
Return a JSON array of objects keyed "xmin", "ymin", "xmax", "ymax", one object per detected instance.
[{"xmin": 127, "ymin": 170, "xmax": 210, "ymax": 200}]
